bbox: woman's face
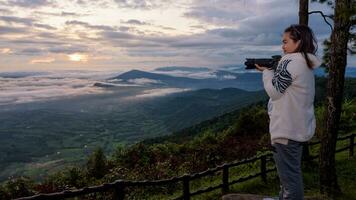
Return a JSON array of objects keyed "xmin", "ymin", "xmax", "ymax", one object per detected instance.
[{"xmin": 282, "ymin": 32, "xmax": 300, "ymax": 54}]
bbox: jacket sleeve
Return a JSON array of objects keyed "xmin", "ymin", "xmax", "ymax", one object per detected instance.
[{"xmin": 262, "ymin": 59, "xmax": 294, "ymax": 101}]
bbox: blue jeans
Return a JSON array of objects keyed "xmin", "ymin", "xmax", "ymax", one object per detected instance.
[{"xmin": 272, "ymin": 140, "xmax": 304, "ymax": 200}]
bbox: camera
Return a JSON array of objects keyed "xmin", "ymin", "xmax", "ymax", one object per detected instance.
[{"xmin": 244, "ymin": 55, "xmax": 281, "ymax": 70}]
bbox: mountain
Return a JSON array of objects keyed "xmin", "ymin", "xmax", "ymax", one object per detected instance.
[
  {"xmin": 0, "ymin": 71, "xmax": 49, "ymax": 78},
  {"xmin": 112, "ymin": 69, "xmax": 195, "ymax": 83},
  {"xmin": 141, "ymin": 88, "xmax": 267, "ymax": 131},
  {"xmin": 143, "ymin": 77, "xmax": 356, "ymax": 145},
  {"xmin": 0, "ymin": 87, "xmax": 267, "ymax": 181},
  {"xmin": 154, "ymin": 66, "xmax": 210, "ymax": 72},
  {"xmin": 314, "ymin": 67, "xmax": 356, "ymax": 77},
  {"xmin": 108, "ymin": 69, "xmax": 263, "ymax": 91}
]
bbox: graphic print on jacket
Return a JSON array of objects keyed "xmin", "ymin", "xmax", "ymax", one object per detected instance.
[{"xmin": 272, "ymin": 59, "xmax": 292, "ymax": 93}]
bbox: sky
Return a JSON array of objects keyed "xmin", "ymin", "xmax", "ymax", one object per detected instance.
[{"xmin": 0, "ymin": 0, "xmax": 354, "ymax": 72}]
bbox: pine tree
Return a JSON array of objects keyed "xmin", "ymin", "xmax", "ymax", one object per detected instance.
[
  {"xmin": 317, "ymin": 0, "xmax": 354, "ymax": 197},
  {"xmin": 87, "ymin": 147, "xmax": 108, "ymax": 179}
]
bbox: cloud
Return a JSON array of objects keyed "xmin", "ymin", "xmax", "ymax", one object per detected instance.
[
  {"xmin": 183, "ymin": 0, "xmax": 299, "ymax": 48},
  {"xmin": 4, "ymin": 41, "xmax": 89, "ymax": 57},
  {"xmin": 8, "ymin": 39, "xmax": 64, "ymax": 45},
  {"xmin": 96, "ymin": 11, "xmax": 288, "ymax": 60},
  {"xmin": 220, "ymin": 75, "xmax": 236, "ymax": 80},
  {"xmin": 0, "ymin": 16, "xmax": 34, "ymax": 26},
  {"xmin": 30, "ymin": 57, "xmax": 55, "ymax": 64},
  {"xmin": 184, "ymin": 6, "xmax": 248, "ymax": 26},
  {"xmin": 127, "ymin": 78, "xmax": 162, "ymax": 85},
  {"xmin": 156, "ymin": 25, "xmax": 176, "ymax": 31},
  {"xmin": 5, "ymin": 0, "xmax": 55, "ymax": 8},
  {"xmin": 120, "ymin": 19, "xmax": 176, "ymax": 32},
  {"xmin": 125, "ymin": 49, "xmax": 179, "ymax": 57},
  {"xmin": 0, "ymin": 8, "xmax": 13, "ymax": 15},
  {"xmin": 114, "ymin": 0, "xmax": 173, "ymax": 10},
  {"xmin": 154, "ymin": 70, "xmax": 217, "ymax": 79},
  {"xmin": 132, "ymin": 88, "xmax": 191, "ymax": 99},
  {"xmin": 0, "ymin": 71, "xmax": 113, "ymax": 105},
  {"xmin": 61, "ymin": 11, "xmax": 80, "ymax": 16},
  {"xmin": 48, "ymin": 45, "xmax": 89, "ymax": 54},
  {"xmin": 185, "ymin": 0, "xmax": 332, "ymax": 38},
  {"xmin": 184, "ymin": 0, "xmax": 260, "ymax": 26},
  {"xmin": 114, "ymin": 0, "xmax": 155, "ymax": 9},
  {"xmin": 118, "ymin": 26, "xmax": 131, "ymax": 32},
  {"xmin": 207, "ymin": 28, "xmax": 281, "ymax": 46},
  {"xmin": 154, "ymin": 66, "xmax": 210, "ymax": 72},
  {"xmin": 101, "ymin": 30, "xmax": 136, "ymax": 39},
  {"xmin": 122, "ymin": 19, "xmax": 149, "ymax": 25},
  {"xmin": 76, "ymin": 0, "xmax": 87, "ymax": 5},
  {"xmin": 169, "ymin": 37, "xmax": 236, "ymax": 48},
  {"xmin": 21, "ymin": 48, "xmax": 44, "ymax": 55},
  {"xmin": 1, "ymin": 0, "xmax": 347, "ymax": 70},
  {"xmin": 32, "ymin": 11, "xmax": 83, "ymax": 17},
  {"xmin": 73, "ymin": 0, "xmax": 111, "ymax": 8},
  {"xmin": 0, "ymin": 26, "xmax": 28, "ymax": 34},
  {"xmin": 65, "ymin": 20, "xmax": 116, "ymax": 31},
  {"xmin": 33, "ymin": 23, "xmax": 57, "ymax": 30},
  {"xmin": 68, "ymin": 53, "xmax": 88, "ymax": 62},
  {"xmin": 0, "ymin": 48, "xmax": 12, "ymax": 54}
]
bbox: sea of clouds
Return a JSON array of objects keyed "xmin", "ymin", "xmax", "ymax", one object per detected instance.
[
  {"xmin": 2, "ymin": 66, "xmax": 354, "ymax": 106},
  {"xmin": 0, "ymin": 70, "xmax": 117, "ymax": 105},
  {"xmin": 0, "ymin": 68, "xmax": 215, "ymax": 105}
]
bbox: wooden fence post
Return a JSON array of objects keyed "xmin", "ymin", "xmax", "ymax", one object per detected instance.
[
  {"xmin": 183, "ymin": 175, "xmax": 190, "ymax": 200},
  {"xmin": 260, "ymin": 155, "xmax": 267, "ymax": 183},
  {"xmin": 113, "ymin": 181, "xmax": 125, "ymax": 200},
  {"xmin": 222, "ymin": 165, "xmax": 229, "ymax": 194},
  {"xmin": 350, "ymin": 134, "xmax": 355, "ymax": 157}
]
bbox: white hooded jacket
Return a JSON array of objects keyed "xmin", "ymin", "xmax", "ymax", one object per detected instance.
[{"xmin": 262, "ymin": 52, "xmax": 321, "ymax": 143}]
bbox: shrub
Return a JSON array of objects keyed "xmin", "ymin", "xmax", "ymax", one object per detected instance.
[
  {"xmin": 3, "ymin": 176, "xmax": 35, "ymax": 199},
  {"xmin": 87, "ymin": 147, "xmax": 108, "ymax": 179}
]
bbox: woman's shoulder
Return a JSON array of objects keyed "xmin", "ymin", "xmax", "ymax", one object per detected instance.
[
  {"xmin": 279, "ymin": 53, "xmax": 306, "ymax": 70},
  {"xmin": 281, "ymin": 53, "xmax": 321, "ymax": 69},
  {"xmin": 281, "ymin": 53, "xmax": 305, "ymax": 61}
]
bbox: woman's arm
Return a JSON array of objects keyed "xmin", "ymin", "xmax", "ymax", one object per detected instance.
[{"xmin": 261, "ymin": 59, "xmax": 294, "ymax": 101}]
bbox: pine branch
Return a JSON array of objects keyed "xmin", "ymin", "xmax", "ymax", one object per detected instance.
[
  {"xmin": 348, "ymin": 47, "xmax": 355, "ymax": 54},
  {"xmin": 308, "ymin": 11, "xmax": 334, "ymax": 32},
  {"xmin": 352, "ymin": 19, "xmax": 356, "ymax": 26}
]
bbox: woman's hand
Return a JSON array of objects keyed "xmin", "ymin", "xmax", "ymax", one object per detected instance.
[{"xmin": 255, "ymin": 64, "xmax": 268, "ymax": 72}]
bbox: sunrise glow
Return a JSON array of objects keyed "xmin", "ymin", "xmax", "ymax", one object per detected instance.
[{"xmin": 68, "ymin": 54, "xmax": 88, "ymax": 62}]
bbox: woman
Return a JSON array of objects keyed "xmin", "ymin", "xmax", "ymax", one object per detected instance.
[{"xmin": 256, "ymin": 24, "xmax": 321, "ymax": 200}]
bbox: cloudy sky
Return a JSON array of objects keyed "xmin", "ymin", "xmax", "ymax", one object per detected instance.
[{"xmin": 0, "ymin": 0, "xmax": 353, "ymax": 72}]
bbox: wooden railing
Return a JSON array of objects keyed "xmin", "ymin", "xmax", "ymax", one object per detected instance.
[{"xmin": 15, "ymin": 133, "xmax": 355, "ymax": 200}]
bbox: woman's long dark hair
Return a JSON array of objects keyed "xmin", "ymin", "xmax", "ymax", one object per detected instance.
[{"xmin": 284, "ymin": 24, "xmax": 318, "ymax": 69}]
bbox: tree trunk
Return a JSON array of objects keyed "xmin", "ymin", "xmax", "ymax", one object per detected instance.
[
  {"xmin": 319, "ymin": 0, "xmax": 352, "ymax": 197},
  {"xmin": 299, "ymin": 0, "xmax": 309, "ymax": 25},
  {"xmin": 298, "ymin": 0, "xmax": 312, "ymax": 163}
]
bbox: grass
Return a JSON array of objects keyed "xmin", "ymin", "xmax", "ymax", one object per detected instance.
[
  {"xmin": 54, "ymin": 149, "xmax": 355, "ymax": 200},
  {"xmin": 144, "ymin": 136, "xmax": 356, "ymax": 200},
  {"xmin": 5, "ymin": 141, "xmax": 353, "ymax": 200},
  {"xmin": 120, "ymin": 145, "xmax": 356, "ymax": 200},
  {"xmin": 221, "ymin": 149, "xmax": 356, "ymax": 200}
]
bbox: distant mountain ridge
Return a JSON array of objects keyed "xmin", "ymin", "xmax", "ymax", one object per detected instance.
[
  {"xmin": 0, "ymin": 71, "xmax": 49, "ymax": 78},
  {"xmin": 108, "ymin": 69, "xmax": 263, "ymax": 91},
  {"xmin": 112, "ymin": 69, "xmax": 193, "ymax": 82},
  {"xmin": 314, "ymin": 67, "xmax": 356, "ymax": 77},
  {"xmin": 154, "ymin": 66, "xmax": 210, "ymax": 72}
]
